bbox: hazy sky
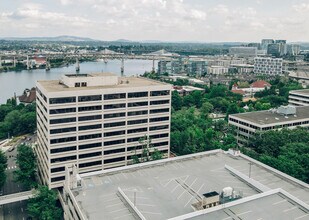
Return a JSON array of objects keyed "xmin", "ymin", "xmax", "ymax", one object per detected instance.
[{"xmin": 0, "ymin": 0, "xmax": 309, "ymax": 42}]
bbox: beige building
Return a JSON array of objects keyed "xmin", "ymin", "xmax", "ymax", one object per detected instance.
[
  {"xmin": 36, "ymin": 73, "xmax": 172, "ymax": 189},
  {"xmin": 289, "ymin": 89, "xmax": 309, "ymax": 106},
  {"xmin": 229, "ymin": 105, "xmax": 309, "ymax": 145}
]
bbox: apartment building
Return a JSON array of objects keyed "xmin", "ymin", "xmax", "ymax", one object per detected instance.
[
  {"xmin": 36, "ymin": 73, "xmax": 172, "ymax": 189},
  {"xmin": 289, "ymin": 89, "xmax": 309, "ymax": 106},
  {"xmin": 254, "ymin": 57, "xmax": 283, "ymax": 75},
  {"xmin": 228, "ymin": 105, "xmax": 309, "ymax": 145}
]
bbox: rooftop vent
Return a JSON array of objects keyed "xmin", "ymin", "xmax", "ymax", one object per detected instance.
[{"xmin": 277, "ymin": 105, "xmax": 296, "ymax": 115}]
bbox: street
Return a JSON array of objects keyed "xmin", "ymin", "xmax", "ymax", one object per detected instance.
[{"xmin": 0, "ymin": 134, "xmax": 36, "ymax": 220}]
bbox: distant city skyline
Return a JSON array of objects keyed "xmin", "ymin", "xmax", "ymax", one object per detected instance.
[{"xmin": 1, "ymin": 0, "xmax": 309, "ymax": 42}]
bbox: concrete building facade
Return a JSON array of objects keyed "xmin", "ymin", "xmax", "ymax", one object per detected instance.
[
  {"xmin": 207, "ymin": 66, "xmax": 229, "ymax": 75},
  {"xmin": 289, "ymin": 89, "xmax": 309, "ymax": 106},
  {"xmin": 254, "ymin": 57, "xmax": 283, "ymax": 75},
  {"xmin": 228, "ymin": 105, "xmax": 309, "ymax": 145},
  {"xmin": 36, "ymin": 73, "xmax": 172, "ymax": 188},
  {"xmin": 229, "ymin": 47, "xmax": 257, "ymax": 57}
]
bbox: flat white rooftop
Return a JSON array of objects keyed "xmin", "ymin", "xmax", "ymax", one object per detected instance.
[
  {"xmin": 37, "ymin": 73, "xmax": 170, "ymax": 93},
  {"xmin": 69, "ymin": 150, "xmax": 309, "ymax": 220}
]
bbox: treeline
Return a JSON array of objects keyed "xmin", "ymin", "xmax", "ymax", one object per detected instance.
[
  {"xmin": 170, "ymin": 86, "xmax": 240, "ymax": 155},
  {"xmin": 171, "ymin": 106, "xmax": 237, "ymax": 155},
  {"xmin": 245, "ymin": 128, "xmax": 309, "ymax": 183},
  {"xmin": 172, "ymin": 85, "xmax": 244, "ymax": 115},
  {"xmin": 0, "ymin": 99, "xmax": 36, "ymax": 139}
]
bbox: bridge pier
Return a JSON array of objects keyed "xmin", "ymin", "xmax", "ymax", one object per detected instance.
[
  {"xmin": 121, "ymin": 57, "xmax": 124, "ymax": 76},
  {"xmin": 152, "ymin": 57, "xmax": 155, "ymax": 72},
  {"xmin": 26, "ymin": 55, "xmax": 30, "ymax": 70},
  {"xmin": 0, "ymin": 56, "xmax": 2, "ymax": 67},
  {"xmin": 13, "ymin": 57, "xmax": 16, "ymax": 67}
]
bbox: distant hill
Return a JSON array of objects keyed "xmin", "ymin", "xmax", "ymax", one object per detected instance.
[{"xmin": 1, "ymin": 35, "xmax": 99, "ymax": 42}]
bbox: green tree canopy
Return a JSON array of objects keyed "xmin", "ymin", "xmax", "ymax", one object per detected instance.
[
  {"xmin": 0, "ymin": 151, "xmax": 7, "ymax": 189},
  {"xmin": 14, "ymin": 144, "xmax": 37, "ymax": 188},
  {"xmin": 27, "ymin": 185, "xmax": 63, "ymax": 220}
]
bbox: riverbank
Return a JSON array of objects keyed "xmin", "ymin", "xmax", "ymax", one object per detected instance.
[{"xmin": 0, "ymin": 59, "xmax": 157, "ymax": 103}]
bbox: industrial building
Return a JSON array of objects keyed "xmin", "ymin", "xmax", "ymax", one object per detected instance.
[
  {"xmin": 254, "ymin": 57, "xmax": 283, "ymax": 75},
  {"xmin": 228, "ymin": 105, "xmax": 309, "ymax": 145},
  {"xmin": 61, "ymin": 149, "xmax": 309, "ymax": 220},
  {"xmin": 289, "ymin": 89, "xmax": 309, "ymax": 106},
  {"xmin": 229, "ymin": 47, "xmax": 257, "ymax": 57},
  {"xmin": 35, "ymin": 73, "xmax": 172, "ymax": 189}
]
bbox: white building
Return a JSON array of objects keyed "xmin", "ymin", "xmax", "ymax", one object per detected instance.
[
  {"xmin": 229, "ymin": 47, "xmax": 257, "ymax": 57},
  {"xmin": 289, "ymin": 89, "xmax": 309, "ymax": 106},
  {"xmin": 254, "ymin": 57, "xmax": 283, "ymax": 75},
  {"xmin": 229, "ymin": 105, "xmax": 309, "ymax": 145},
  {"xmin": 207, "ymin": 66, "xmax": 229, "ymax": 75},
  {"xmin": 36, "ymin": 73, "xmax": 172, "ymax": 189}
]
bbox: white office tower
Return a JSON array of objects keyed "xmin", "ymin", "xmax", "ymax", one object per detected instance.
[
  {"xmin": 36, "ymin": 73, "xmax": 172, "ymax": 188},
  {"xmin": 254, "ymin": 57, "xmax": 283, "ymax": 75}
]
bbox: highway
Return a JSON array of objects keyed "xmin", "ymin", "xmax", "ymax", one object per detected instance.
[{"xmin": 0, "ymin": 134, "xmax": 36, "ymax": 220}]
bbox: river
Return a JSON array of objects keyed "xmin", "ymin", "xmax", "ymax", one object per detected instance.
[{"xmin": 0, "ymin": 59, "xmax": 157, "ymax": 104}]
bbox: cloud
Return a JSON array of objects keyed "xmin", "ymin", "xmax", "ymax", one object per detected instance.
[
  {"xmin": 0, "ymin": 0, "xmax": 309, "ymax": 41},
  {"xmin": 210, "ymin": 4, "xmax": 229, "ymax": 15},
  {"xmin": 293, "ymin": 3, "xmax": 309, "ymax": 13}
]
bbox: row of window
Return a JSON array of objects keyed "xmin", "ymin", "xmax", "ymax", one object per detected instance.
[
  {"xmin": 50, "ymin": 121, "xmax": 169, "ymax": 143},
  {"xmin": 49, "ymin": 91, "xmax": 170, "ymax": 105},
  {"xmin": 50, "ymin": 133, "xmax": 169, "ymax": 153},
  {"xmin": 50, "ymin": 144, "xmax": 169, "ymax": 174},
  {"xmin": 49, "ymin": 109, "xmax": 169, "ymax": 124}
]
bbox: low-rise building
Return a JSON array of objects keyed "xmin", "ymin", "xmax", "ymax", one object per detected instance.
[
  {"xmin": 230, "ymin": 64, "xmax": 254, "ymax": 74},
  {"xmin": 172, "ymin": 85, "xmax": 204, "ymax": 96},
  {"xmin": 61, "ymin": 149, "xmax": 309, "ymax": 220},
  {"xmin": 207, "ymin": 66, "xmax": 229, "ymax": 75},
  {"xmin": 229, "ymin": 105, "xmax": 309, "ymax": 145},
  {"xmin": 231, "ymin": 80, "xmax": 271, "ymax": 97},
  {"xmin": 289, "ymin": 89, "xmax": 309, "ymax": 106},
  {"xmin": 229, "ymin": 47, "xmax": 257, "ymax": 57}
]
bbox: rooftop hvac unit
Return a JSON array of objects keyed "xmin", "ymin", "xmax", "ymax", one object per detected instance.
[{"xmin": 277, "ymin": 105, "xmax": 296, "ymax": 115}]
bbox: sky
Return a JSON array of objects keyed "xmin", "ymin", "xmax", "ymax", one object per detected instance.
[{"xmin": 0, "ymin": 0, "xmax": 309, "ymax": 42}]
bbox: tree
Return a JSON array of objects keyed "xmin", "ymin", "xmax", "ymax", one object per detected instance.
[
  {"xmin": 0, "ymin": 151, "xmax": 7, "ymax": 189},
  {"xmin": 200, "ymin": 102, "xmax": 213, "ymax": 118},
  {"xmin": 151, "ymin": 149, "xmax": 163, "ymax": 160},
  {"xmin": 27, "ymin": 185, "xmax": 63, "ymax": 220},
  {"xmin": 172, "ymin": 91, "xmax": 182, "ymax": 111},
  {"xmin": 14, "ymin": 144, "xmax": 37, "ymax": 188}
]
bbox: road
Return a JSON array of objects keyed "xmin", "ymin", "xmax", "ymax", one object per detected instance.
[{"xmin": 0, "ymin": 134, "xmax": 37, "ymax": 220}]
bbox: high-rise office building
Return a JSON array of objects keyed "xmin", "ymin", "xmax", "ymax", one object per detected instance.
[
  {"xmin": 287, "ymin": 44, "xmax": 301, "ymax": 56},
  {"xmin": 267, "ymin": 43, "xmax": 280, "ymax": 57},
  {"xmin": 36, "ymin": 73, "xmax": 172, "ymax": 188},
  {"xmin": 261, "ymin": 39, "xmax": 274, "ymax": 50}
]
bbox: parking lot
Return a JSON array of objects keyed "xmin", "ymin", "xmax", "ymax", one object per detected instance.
[{"xmin": 75, "ymin": 152, "xmax": 261, "ymax": 220}]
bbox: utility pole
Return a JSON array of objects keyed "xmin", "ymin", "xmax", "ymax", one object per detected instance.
[{"xmin": 26, "ymin": 55, "xmax": 30, "ymax": 70}]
